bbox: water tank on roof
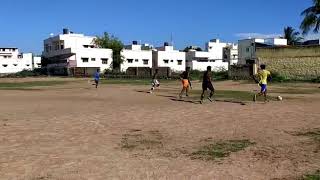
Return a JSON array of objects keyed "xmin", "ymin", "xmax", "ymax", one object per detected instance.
[
  {"xmin": 164, "ymin": 42, "xmax": 169, "ymax": 46},
  {"xmin": 63, "ymin": 28, "xmax": 70, "ymax": 34},
  {"xmin": 210, "ymin": 39, "xmax": 220, "ymax": 43},
  {"xmin": 132, "ymin": 41, "xmax": 138, "ymax": 45}
]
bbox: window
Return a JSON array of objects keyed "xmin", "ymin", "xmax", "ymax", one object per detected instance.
[
  {"xmin": 91, "ymin": 58, "xmax": 96, "ymax": 61},
  {"xmin": 4, "ymin": 56, "xmax": 7, "ymax": 59},
  {"xmin": 45, "ymin": 44, "xmax": 49, "ymax": 52},
  {"xmin": 7, "ymin": 56, "xmax": 12, "ymax": 59},
  {"xmin": 53, "ymin": 41, "xmax": 60, "ymax": 50},
  {"xmin": 170, "ymin": 60, "xmax": 174, "ymax": 62},
  {"xmin": 246, "ymin": 47, "xmax": 250, "ymax": 52},
  {"xmin": 127, "ymin": 59, "xmax": 133, "ymax": 63},
  {"xmin": 177, "ymin": 60, "xmax": 183, "ymax": 65},
  {"xmin": 143, "ymin": 59, "xmax": 149, "ymax": 65},
  {"xmin": 12, "ymin": 49, "xmax": 16, "ymax": 52},
  {"xmin": 82, "ymin": 58, "xmax": 89, "ymax": 63},
  {"xmin": 164, "ymin": 59, "xmax": 169, "ymax": 64},
  {"xmin": 60, "ymin": 40, "xmax": 65, "ymax": 49},
  {"xmin": 197, "ymin": 59, "xmax": 209, "ymax": 62},
  {"xmin": 83, "ymin": 45, "xmax": 89, "ymax": 48},
  {"xmin": 13, "ymin": 64, "xmax": 17, "ymax": 66},
  {"xmin": 135, "ymin": 59, "xmax": 139, "ymax": 62},
  {"xmin": 2, "ymin": 64, "xmax": 8, "ymax": 67},
  {"xmin": 101, "ymin": 58, "xmax": 108, "ymax": 64},
  {"xmin": 26, "ymin": 64, "xmax": 30, "ymax": 67}
]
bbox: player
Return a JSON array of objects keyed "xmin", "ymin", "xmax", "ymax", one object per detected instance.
[
  {"xmin": 179, "ymin": 67, "xmax": 192, "ymax": 98},
  {"xmin": 92, "ymin": 69, "xmax": 100, "ymax": 89},
  {"xmin": 149, "ymin": 69, "xmax": 160, "ymax": 93},
  {"xmin": 200, "ymin": 66, "xmax": 215, "ymax": 104},
  {"xmin": 253, "ymin": 64, "xmax": 272, "ymax": 102}
]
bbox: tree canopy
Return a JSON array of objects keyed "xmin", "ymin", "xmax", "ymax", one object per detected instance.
[
  {"xmin": 283, "ymin": 26, "xmax": 303, "ymax": 45},
  {"xmin": 94, "ymin": 32, "xmax": 124, "ymax": 70},
  {"xmin": 300, "ymin": 0, "xmax": 320, "ymax": 34},
  {"xmin": 183, "ymin": 46, "xmax": 203, "ymax": 52}
]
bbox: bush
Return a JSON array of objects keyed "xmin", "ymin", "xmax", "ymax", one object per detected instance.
[
  {"xmin": 213, "ymin": 71, "xmax": 229, "ymax": 81},
  {"xmin": 189, "ymin": 70, "xmax": 203, "ymax": 80},
  {"xmin": 3, "ymin": 68, "xmax": 47, "ymax": 78},
  {"xmin": 311, "ymin": 76, "xmax": 320, "ymax": 83},
  {"xmin": 189, "ymin": 70, "xmax": 229, "ymax": 81},
  {"xmin": 271, "ymin": 72, "xmax": 290, "ymax": 83}
]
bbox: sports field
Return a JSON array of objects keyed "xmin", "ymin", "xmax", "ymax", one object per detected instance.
[{"xmin": 0, "ymin": 78, "xmax": 319, "ymax": 180}]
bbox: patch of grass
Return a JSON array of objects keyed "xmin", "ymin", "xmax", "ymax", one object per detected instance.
[
  {"xmin": 190, "ymin": 139, "xmax": 255, "ymax": 161},
  {"xmin": 0, "ymin": 81, "xmax": 67, "ymax": 90},
  {"xmin": 294, "ymin": 129, "xmax": 320, "ymax": 153},
  {"xmin": 301, "ymin": 170, "xmax": 320, "ymax": 180},
  {"xmin": 101, "ymin": 79, "xmax": 174, "ymax": 85},
  {"xmin": 121, "ymin": 130, "xmax": 163, "ymax": 150},
  {"xmin": 295, "ymin": 129, "xmax": 320, "ymax": 142},
  {"xmin": 121, "ymin": 134, "xmax": 139, "ymax": 150},
  {"xmin": 272, "ymin": 88, "xmax": 320, "ymax": 95},
  {"xmin": 190, "ymin": 89, "xmax": 276, "ymax": 102}
]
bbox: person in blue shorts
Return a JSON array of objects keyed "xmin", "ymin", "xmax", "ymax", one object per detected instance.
[
  {"xmin": 93, "ymin": 69, "xmax": 100, "ymax": 88},
  {"xmin": 253, "ymin": 64, "xmax": 272, "ymax": 102}
]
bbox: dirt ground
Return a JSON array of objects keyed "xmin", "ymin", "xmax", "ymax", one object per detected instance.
[{"xmin": 0, "ymin": 78, "xmax": 319, "ymax": 180}]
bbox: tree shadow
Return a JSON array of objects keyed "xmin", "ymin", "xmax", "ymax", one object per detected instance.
[
  {"xmin": 135, "ymin": 90, "xmax": 150, "ymax": 94},
  {"xmin": 169, "ymin": 98, "xmax": 201, "ymax": 104}
]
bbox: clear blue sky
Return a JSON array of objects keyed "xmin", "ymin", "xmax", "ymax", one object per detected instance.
[{"xmin": 0, "ymin": 0, "xmax": 312, "ymax": 53}]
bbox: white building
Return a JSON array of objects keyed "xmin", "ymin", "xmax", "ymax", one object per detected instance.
[
  {"xmin": 0, "ymin": 47, "xmax": 38, "ymax": 74},
  {"xmin": 153, "ymin": 43, "xmax": 186, "ymax": 72},
  {"xmin": 120, "ymin": 41, "xmax": 153, "ymax": 72},
  {"xmin": 42, "ymin": 29, "xmax": 113, "ymax": 76},
  {"xmin": 33, "ymin": 56, "xmax": 42, "ymax": 69},
  {"xmin": 186, "ymin": 39, "xmax": 230, "ymax": 71},
  {"xmin": 238, "ymin": 38, "xmax": 287, "ymax": 64},
  {"xmin": 223, "ymin": 44, "xmax": 238, "ymax": 65}
]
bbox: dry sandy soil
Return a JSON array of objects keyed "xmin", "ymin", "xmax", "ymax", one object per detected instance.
[{"xmin": 0, "ymin": 78, "xmax": 319, "ymax": 180}]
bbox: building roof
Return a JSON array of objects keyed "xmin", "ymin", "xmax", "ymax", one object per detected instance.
[{"xmin": 0, "ymin": 47, "xmax": 18, "ymax": 49}]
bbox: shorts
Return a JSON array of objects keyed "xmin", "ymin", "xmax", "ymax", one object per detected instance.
[
  {"xmin": 260, "ymin": 84, "xmax": 267, "ymax": 93},
  {"xmin": 94, "ymin": 79, "xmax": 99, "ymax": 84},
  {"xmin": 152, "ymin": 79, "xmax": 160, "ymax": 87},
  {"xmin": 202, "ymin": 82, "xmax": 214, "ymax": 91},
  {"xmin": 182, "ymin": 79, "xmax": 189, "ymax": 88}
]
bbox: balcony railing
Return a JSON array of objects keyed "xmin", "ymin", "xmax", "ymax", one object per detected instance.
[{"xmin": 42, "ymin": 48, "xmax": 73, "ymax": 58}]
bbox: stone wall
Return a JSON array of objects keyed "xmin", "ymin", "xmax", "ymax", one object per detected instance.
[
  {"xmin": 229, "ymin": 64, "xmax": 254, "ymax": 80},
  {"xmin": 256, "ymin": 46, "xmax": 320, "ymax": 80}
]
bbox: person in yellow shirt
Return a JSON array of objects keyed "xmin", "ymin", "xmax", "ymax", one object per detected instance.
[{"xmin": 253, "ymin": 64, "xmax": 272, "ymax": 102}]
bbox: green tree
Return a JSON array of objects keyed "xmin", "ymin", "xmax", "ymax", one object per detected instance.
[
  {"xmin": 283, "ymin": 26, "xmax": 303, "ymax": 45},
  {"xmin": 94, "ymin": 32, "xmax": 124, "ymax": 71},
  {"xmin": 300, "ymin": 0, "xmax": 320, "ymax": 34},
  {"xmin": 183, "ymin": 46, "xmax": 203, "ymax": 52}
]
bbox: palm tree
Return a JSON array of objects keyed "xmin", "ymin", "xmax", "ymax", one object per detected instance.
[
  {"xmin": 284, "ymin": 27, "xmax": 303, "ymax": 45},
  {"xmin": 300, "ymin": 0, "xmax": 320, "ymax": 34}
]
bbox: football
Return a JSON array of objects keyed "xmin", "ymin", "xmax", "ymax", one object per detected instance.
[{"xmin": 277, "ymin": 96, "xmax": 283, "ymax": 101}]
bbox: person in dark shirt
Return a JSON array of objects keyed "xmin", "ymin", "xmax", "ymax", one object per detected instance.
[
  {"xmin": 200, "ymin": 66, "xmax": 215, "ymax": 104},
  {"xmin": 179, "ymin": 67, "xmax": 192, "ymax": 98},
  {"xmin": 149, "ymin": 69, "xmax": 160, "ymax": 94}
]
